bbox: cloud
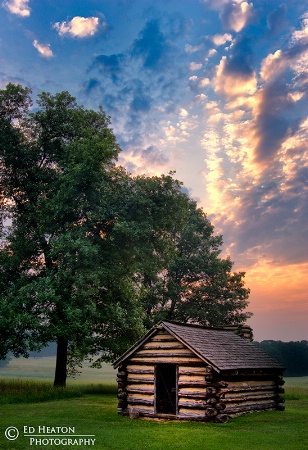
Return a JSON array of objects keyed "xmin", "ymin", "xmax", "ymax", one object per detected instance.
[
  {"xmin": 119, "ymin": 144, "xmax": 169, "ymax": 175},
  {"xmin": 131, "ymin": 19, "xmax": 170, "ymax": 70},
  {"xmin": 185, "ymin": 44, "xmax": 203, "ymax": 53},
  {"xmin": 179, "ymin": 108, "xmax": 189, "ymax": 117},
  {"xmin": 213, "ymin": 36, "xmax": 257, "ymax": 98},
  {"xmin": 90, "ymin": 54, "xmax": 124, "ymax": 84},
  {"xmin": 33, "ymin": 40, "xmax": 54, "ymax": 58},
  {"xmin": 129, "ymin": 82, "xmax": 152, "ymax": 113},
  {"xmin": 199, "ymin": 77, "xmax": 210, "ymax": 88},
  {"xmin": 53, "ymin": 16, "xmax": 101, "ymax": 38},
  {"xmin": 252, "ymin": 18, "xmax": 308, "ymax": 165},
  {"xmin": 220, "ymin": 1, "xmax": 253, "ymax": 32},
  {"xmin": 212, "ymin": 33, "xmax": 232, "ymax": 46},
  {"xmin": 201, "ymin": 11, "xmax": 308, "ymax": 271},
  {"xmin": 261, "ymin": 41, "xmax": 308, "ymax": 82},
  {"xmin": 203, "ymin": 0, "xmax": 229, "ymax": 9},
  {"xmin": 250, "ymin": 79, "xmax": 296, "ymax": 165},
  {"xmin": 189, "ymin": 62, "xmax": 203, "ymax": 71},
  {"xmin": 2, "ymin": 0, "xmax": 30, "ymax": 16},
  {"xmin": 267, "ymin": 3, "xmax": 288, "ymax": 36},
  {"xmin": 292, "ymin": 13, "xmax": 308, "ymax": 42}
]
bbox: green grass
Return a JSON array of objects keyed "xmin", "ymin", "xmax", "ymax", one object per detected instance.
[
  {"xmin": 0, "ymin": 356, "xmax": 116, "ymax": 383},
  {"xmin": 0, "ymin": 379, "xmax": 84, "ymax": 404},
  {"xmin": 0, "ymin": 378, "xmax": 307, "ymax": 450}
]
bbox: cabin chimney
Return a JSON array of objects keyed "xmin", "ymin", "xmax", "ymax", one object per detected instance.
[{"xmin": 222, "ymin": 324, "xmax": 253, "ymax": 341}]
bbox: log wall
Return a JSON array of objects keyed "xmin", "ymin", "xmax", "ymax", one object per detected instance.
[{"xmin": 116, "ymin": 330, "xmax": 285, "ymax": 422}]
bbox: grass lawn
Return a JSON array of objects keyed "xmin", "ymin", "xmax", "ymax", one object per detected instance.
[{"xmin": 0, "ymin": 377, "xmax": 307, "ymax": 450}]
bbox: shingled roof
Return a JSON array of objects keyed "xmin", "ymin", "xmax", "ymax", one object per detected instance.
[{"xmin": 113, "ymin": 320, "xmax": 284, "ymax": 372}]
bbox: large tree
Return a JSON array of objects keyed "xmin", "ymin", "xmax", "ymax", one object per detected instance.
[{"xmin": 0, "ymin": 84, "xmax": 145, "ymax": 386}]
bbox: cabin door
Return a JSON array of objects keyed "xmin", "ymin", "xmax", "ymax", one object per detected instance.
[{"xmin": 155, "ymin": 364, "xmax": 177, "ymax": 414}]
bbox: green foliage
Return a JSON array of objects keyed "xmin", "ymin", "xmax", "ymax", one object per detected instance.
[
  {"xmin": 0, "ymin": 84, "xmax": 142, "ymax": 385},
  {"xmin": 139, "ymin": 199, "xmax": 251, "ymax": 327},
  {"xmin": 257, "ymin": 341, "xmax": 308, "ymax": 377},
  {"xmin": 0, "ymin": 83, "xmax": 251, "ymax": 386}
]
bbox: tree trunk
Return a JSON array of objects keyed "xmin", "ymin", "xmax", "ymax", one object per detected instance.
[{"xmin": 54, "ymin": 336, "xmax": 68, "ymax": 387}]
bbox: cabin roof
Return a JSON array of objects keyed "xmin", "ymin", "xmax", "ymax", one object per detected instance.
[{"xmin": 113, "ymin": 320, "xmax": 284, "ymax": 372}]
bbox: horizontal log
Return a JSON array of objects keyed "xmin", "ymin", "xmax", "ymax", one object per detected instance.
[
  {"xmin": 126, "ymin": 365, "xmax": 154, "ymax": 374},
  {"xmin": 154, "ymin": 331, "xmax": 175, "ymax": 339},
  {"xmin": 136, "ymin": 349, "xmax": 195, "ymax": 357},
  {"xmin": 127, "ymin": 373, "xmax": 154, "ymax": 381},
  {"xmin": 127, "ymin": 377, "xmax": 155, "ymax": 384},
  {"xmin": 179, "ymin": 373, "xmax": 206, "ymax": 380},
  {"xmin": 178, "ymin": 393, "xmax": 207, "ymax": 400},
  {"xmin": 127, "ymin": 397, "xmax": 154, "ymax": 406},
  {"xmin": 221, "ymin": 383, "xmax": 276, "ymax": 393},
  {"xmin": 227, "ymin": 379, "xmax": 276, "ymax": 387},
  {"xmin": 178, "ymin": 409, "xmax": 206, "ymax": 418},
  {"xmin": 127, "ymin": 386, "xmax": 154, "ymax": 394},
  {"xmin": 142, "ymin": 342, "xmax": 186, "ymax": 350},
  {"xmin": 178, "ymin": 367, "xmax": 208, "ymax": 376},
  {"xmin": 129, "ymin": 406, "xmax": 154, "ymax": 414},
  {"xmin": 177, "ymin": 413, "xmax": 210, "ymax": 421},
  {"xmin": 224, "ymin": 371, "xmax": 283, "ymax": 379},
  {"xmin": 127, "ymin": 382, "xmax": 153, "ymax": 388},
  {"xmin": 128, "ymin": 357, "xmax": 201, "ymax": 364},
  {"xmin": 178, "ymin": 380, "xmax": 207, "ymax": 388},
  {"xmin": 178, "ymin": 388, "xmax": 206, "ymax": 399},
  {"xmin": 225, "ymin": 401, "xmax": 277, "ymax": 415},
  {"xmin": 223, "ymin": 392, "xmax": 276, "ymax": 403},
  {"xmin": 178, "ymin": 400, "xmax": 206, "ymax": 409}
]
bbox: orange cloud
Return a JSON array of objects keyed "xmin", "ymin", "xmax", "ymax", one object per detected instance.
[{"xmin": 213, "ymin": 56, "xmax": 257, "ymax": 99}]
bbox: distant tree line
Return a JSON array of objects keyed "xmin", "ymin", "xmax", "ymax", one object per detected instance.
[{"xmin": 256, "ymin": 340, "xmax": 308, "ymax": 377}]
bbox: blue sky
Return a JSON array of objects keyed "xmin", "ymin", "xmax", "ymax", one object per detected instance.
[{"xmin": 1, "ymin": 0, "xmax": 307, "ymax": 341}]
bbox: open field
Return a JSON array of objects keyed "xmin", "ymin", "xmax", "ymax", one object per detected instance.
[
  {"xmin": 0, "ymin": 374, "xmax": 307, "ymax": 449},
  {"xmin": 0, "ymin": 356, "xmax": 116, "ymax": 383}
]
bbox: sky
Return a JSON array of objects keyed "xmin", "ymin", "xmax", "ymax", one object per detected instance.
[{"xmin": 0, "ymin": 0, "xmax": 307, "ymax": 342}]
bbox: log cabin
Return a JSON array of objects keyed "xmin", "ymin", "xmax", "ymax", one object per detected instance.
[{"xmin": 113, "ymin": 321, "xmax": 285, "ymax": 423}]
